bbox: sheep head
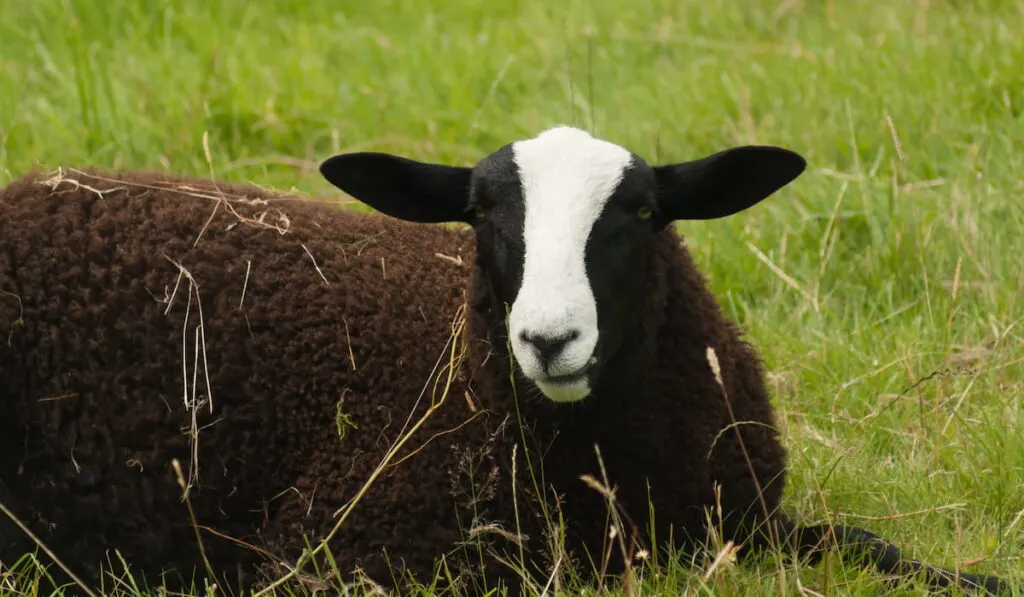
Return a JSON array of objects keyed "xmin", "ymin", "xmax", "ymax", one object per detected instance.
[{"xmin": 319, "ymin": 126, "xmax": 806, "ymax": 403}]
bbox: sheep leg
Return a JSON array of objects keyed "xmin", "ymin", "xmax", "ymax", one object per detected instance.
[{"xmin": 779, "ymin": 520, "xmax": 1011, "ymax": 595}]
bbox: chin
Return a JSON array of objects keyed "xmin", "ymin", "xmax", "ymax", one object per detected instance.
[{"xmin": 535, "ymin": 377, "xmax": 592, "ymax": 403}]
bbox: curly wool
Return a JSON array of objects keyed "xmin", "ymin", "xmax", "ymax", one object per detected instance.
[{"xmin": 0, "ymin": 169, "xmax": 504, "ymax": 592}]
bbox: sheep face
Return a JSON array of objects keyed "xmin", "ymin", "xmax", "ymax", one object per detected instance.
[
  {"xmin": 319, "ymin": 126, "xmax": 806, "ymax": 403},
  {"xmin": 482, "ymin": 127, "xmax": 653, "ymax": 403}
]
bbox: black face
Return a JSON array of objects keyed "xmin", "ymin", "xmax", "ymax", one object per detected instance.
[
  {"xmin": 467, "ymin": 150, "xmax": 664, "ymax": 398},
  {"xmin": 316, "ymin": 127, "xmax": 807, "ymax": 404},
  {"xmin": 577, "ymin": 160, "xmax": 662, "ymax": 381},
  {"xmin": 465, "ymin": 144, "xmax": 527, "ymax": 310},
  {"xmin": 462, "ymin": 136, "xmax": 669, "ymax": 403}
]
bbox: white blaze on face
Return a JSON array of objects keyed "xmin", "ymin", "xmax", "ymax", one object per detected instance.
[{"xmin": 508, "ymin": 126, "xmax": 633, "ymax": 403}]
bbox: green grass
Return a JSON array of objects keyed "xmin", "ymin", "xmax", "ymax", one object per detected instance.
[{"xmin": 1, "ymin": 0, "xmax": 1023, "ymax": 595}]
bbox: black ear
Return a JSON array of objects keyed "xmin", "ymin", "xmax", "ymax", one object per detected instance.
[
  {"xmin": 319, "ymin": 152, "xmax": 473, "ymax": 223},
  {"xmin": 654, "ymin": 146, "xmax": 806, "ymax": 221}
]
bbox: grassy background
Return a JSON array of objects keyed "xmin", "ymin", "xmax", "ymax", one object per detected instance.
[{"xmin": 1, "ymin": 0, "xmax": 1023, "ymax": 594}]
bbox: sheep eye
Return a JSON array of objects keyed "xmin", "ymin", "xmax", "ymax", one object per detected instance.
[{"xmin": 637, "ymin": 205, "xmax": 653, "ymax": 220}]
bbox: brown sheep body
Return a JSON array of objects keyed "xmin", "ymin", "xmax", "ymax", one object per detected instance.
[
  {"xmin": 0, "ymin": 128, "xmax": 1012, "ymax": 597},
  {"xmin": 0, "ymin": 169, "xmax": 497, "ymax": 592}
]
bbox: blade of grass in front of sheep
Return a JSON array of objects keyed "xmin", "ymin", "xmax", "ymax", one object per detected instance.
[
  {"xmin": 0, "ymin": 501, "xmax": 99, "ymax": 597},
  {"xmin": 63, "ymin": 168, "xmax": 295, "ymax": 235},
  {"xmin": 171, "ymin": 458, "xmax": 217, "ymax": 592},
  {"xmin": 705, "ymin": 346, "xmax": 789, "ymax": 588},
  {"xmin": 480, "ymin": 302, "xmax": 590, "ymax": 594},
  {"xmin": 37, "ymin": 167, "xmax": 126, "ymax": 199},
  {"xmin": 0, "ymin": 288, "xmax": 23, "ymax": 347},
  {"xmin": 578, "ymin": 444, "xmax": 644, "ymax": 597},
  {"xmin": 163, "ymin": 255, "xmax": 214, "ymax": 500},
  {"xmin": 499, "ymin": 301, "xmax": 574, "ymax": 594}
]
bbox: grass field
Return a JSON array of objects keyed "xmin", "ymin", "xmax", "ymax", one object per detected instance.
[{"xmin": 1, "ymin": 0, "xmax": 1023, "ymax": 595}]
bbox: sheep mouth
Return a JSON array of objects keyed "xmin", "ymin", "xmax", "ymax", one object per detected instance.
[
  {"xmin": 540, "ymin": 352, "xmax": 602, "ymax": 385},
  {"xmin": 539, "ymin": 358, "xmax": 598, "ymax": 387},
  {"xmin": 543, "ymin": 369, "xmax": 589, "ymax": 385}
]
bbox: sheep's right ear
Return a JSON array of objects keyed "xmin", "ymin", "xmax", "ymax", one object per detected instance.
[{"xmin": 319, "ymin": 153, "xmax": 473, "ymax": 224}]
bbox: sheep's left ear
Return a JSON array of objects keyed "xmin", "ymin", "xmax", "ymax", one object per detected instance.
[
  {"xmin": 653, "ymin": 146, "xmax": 806, "ymax": 221},
  {"xmin": 319, "ymin": 152, "xmax": 473, "ymax": 223}
]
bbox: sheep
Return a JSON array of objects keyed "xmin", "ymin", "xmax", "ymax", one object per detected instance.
[{"xmin": 0, "ymin": 126, "xmax": 1010, "ymax": 597}]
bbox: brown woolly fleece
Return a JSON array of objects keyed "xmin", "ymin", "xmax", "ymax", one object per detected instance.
[
  {"xmin": 0, "ymin": 169, "xmax": 1004, "ymax": 596},
  {"xmin": 0, "ymin": 169, "xmax": 495, "ymax": 593}
]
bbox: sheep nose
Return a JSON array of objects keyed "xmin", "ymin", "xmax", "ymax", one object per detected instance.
[{"xmin": 519, "ymin": 329, "xmax": 580, "ymax": 370}]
